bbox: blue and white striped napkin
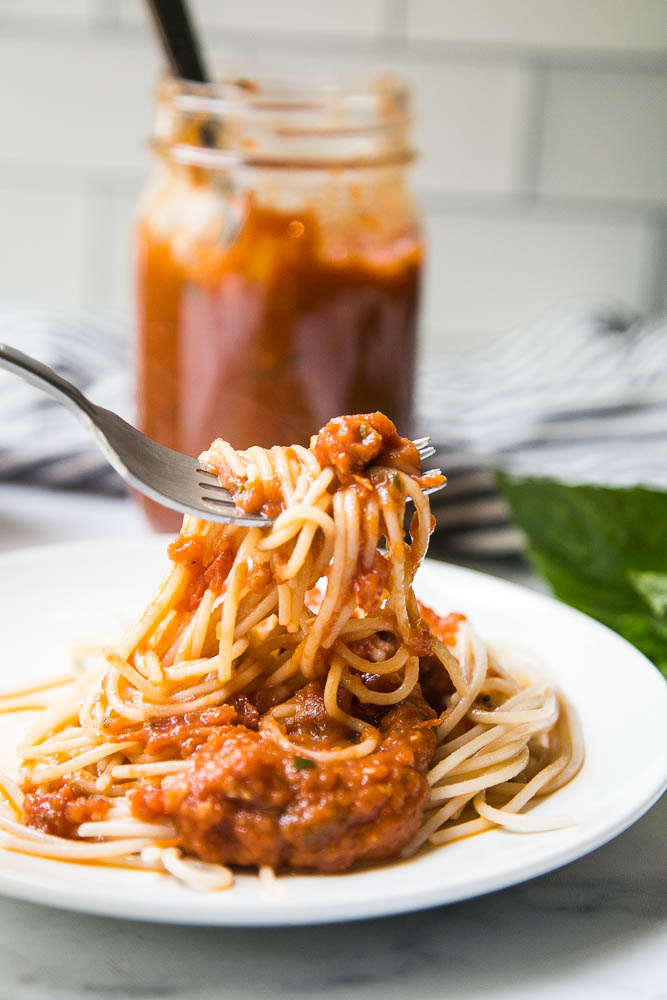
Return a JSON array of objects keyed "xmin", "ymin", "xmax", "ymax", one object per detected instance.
[
  {"xmin": 417, "ymin": 303, "xmax": 667, "ymax": 554},
  {"xmin": 1, "ymin": 304, "xmax": 665, "ymax": 556},
  {"xmin": 0, "ymin": 311, "xmax": 130, "ymax": 494}
]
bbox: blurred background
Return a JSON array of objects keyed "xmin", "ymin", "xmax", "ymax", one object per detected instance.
[
  {"xmin": 0, "ymin": 0, "xmax": 665, "ymax": 350},
  {"xmin": 0, "ymin": 0, "xmax": 666, "ymax": 644}
]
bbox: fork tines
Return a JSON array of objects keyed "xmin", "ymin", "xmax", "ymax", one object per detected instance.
[
  {"xmin": 196, "ymin": 436, "xmax": 441, "ymax": 518},
  {"xmin": 196, "ymin": 467, "xmax": 237, "ymax": 506}
]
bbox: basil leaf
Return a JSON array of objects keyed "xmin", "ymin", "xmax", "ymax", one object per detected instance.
[
  {"xmin": 293, "ymin": 755, "xmax": 315, "ymax": 771},
  {"xmin": 496, "ymin": 474, "xmax": 667, "ymax": 678},
  {"xmin": 628, "ymin": 571, "xmax": 667, "ymax": 617}
]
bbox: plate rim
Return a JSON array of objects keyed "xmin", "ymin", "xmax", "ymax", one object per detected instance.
[{"xmin": 0, "ymin": 536, "xmax": 665, "ymax": 926}]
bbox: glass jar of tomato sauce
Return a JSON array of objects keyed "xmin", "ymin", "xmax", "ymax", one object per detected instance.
[{"xmin": 136, "ymin": 76, "xmax": 423, "ymax": 529}]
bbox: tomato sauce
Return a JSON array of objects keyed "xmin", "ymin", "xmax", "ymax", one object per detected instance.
[
  {"xmin": 22, "ymin": 781, "xmax": 111, "ymax": 839},
  {"xmin": 131, "ymin": 682, "xmax": 437, "ymax": 873},
  {"xmin": 312, "ymin": 411, "xmax": 420, "ymax": 483},
  {"xmin": 136, "ymin": 204, "xmax": 421, "ymax": 529},
  {"xmin": 167, "ymin": 534, "xmax": 236, "ymax": 611}
]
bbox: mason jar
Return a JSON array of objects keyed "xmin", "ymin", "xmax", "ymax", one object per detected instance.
[{"xmin": 136, "ymin": 75, "xmax": 423, "ymax": 529}]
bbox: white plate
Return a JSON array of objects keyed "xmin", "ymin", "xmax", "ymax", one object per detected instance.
[{"xmin": 0, "ymin": 538, "xmax": 665, "ymax": 925}]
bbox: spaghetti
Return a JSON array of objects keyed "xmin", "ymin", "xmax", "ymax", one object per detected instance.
[{"xmin": 0, "ymin": 413, "xmax": 583, "ymax": 889}]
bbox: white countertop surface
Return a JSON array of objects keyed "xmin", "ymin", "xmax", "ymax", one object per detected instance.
[{"xmin": 0, "ymin": 484, "xmax": 664, "ymax": 1000}]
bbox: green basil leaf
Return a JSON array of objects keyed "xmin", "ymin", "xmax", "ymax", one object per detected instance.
[
  {"xmin": 293, "ymin": 755, "xmax": 315, "ymax": 771},
  {"xmin": 496, "ymin": 474, "xmax": 667, "ymax": 678},
  {"xmin": 628, "ymin": 570, "xmax": 667, "ymax": 618}
]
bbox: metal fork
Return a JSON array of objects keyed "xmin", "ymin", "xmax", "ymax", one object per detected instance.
[{"xmin": 0, "ymin": 343, "xmax": 443, "ymax": 527}]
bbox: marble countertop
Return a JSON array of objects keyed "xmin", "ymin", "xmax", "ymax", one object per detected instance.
[{"xmin": 0, "ymin": 485, "xmax": 664, "ymax": 1000}]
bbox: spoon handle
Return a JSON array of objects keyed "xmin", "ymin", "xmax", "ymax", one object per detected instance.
[{"xmin": 145, "ymin": 0, "xmax": 209, "ymax": 83}]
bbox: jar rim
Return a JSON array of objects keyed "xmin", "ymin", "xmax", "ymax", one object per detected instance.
[
  {"xmin": 163, "ymin": 73, "xmax": 411, "ymax": 120},
  {"xmin": 153, "ymin": 73, "xmax": 415, "ymax": 171}
]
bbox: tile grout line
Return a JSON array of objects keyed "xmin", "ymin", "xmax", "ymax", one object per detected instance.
[
  {"xmin": 80, "ymin": 177, "xmax": 114, "ymax": 318},
  {"xmin": 380, "ymin": 0, "xmax": 408, "ymax": 42},
  {"xmin": 512, "ymin": 57, "xmax": 548, "ymax": 203},
  {"xmin": 0, "ymin": 14, "xmax": 665, "ymax": 72},
  {"xmin": 640, "ymin": 212, "xmax": 667, "ymax": 315},
  {"xmin": 418, "ymin": 191, "xmax": 666, "ymax": 224},
  {"xmin": 0, "ymin": 163, "xmax": 660, "ymax": 225},
  {"xmin": 92, "ymin": 0, "xmax": 122, "ymax": 30}
]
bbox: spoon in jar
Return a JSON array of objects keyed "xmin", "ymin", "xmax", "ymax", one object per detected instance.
[
  {"xmin": 145, "ymin": 0, "xmax": 209, "ymax": 83},
  {"xmin": 145, "ymin": 0, "xmax": 220, "ymax": 147}
]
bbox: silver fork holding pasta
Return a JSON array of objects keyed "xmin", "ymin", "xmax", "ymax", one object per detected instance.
[{"xmin": 0, "ymin": 343, "xmax": 444, "ymax": 526}]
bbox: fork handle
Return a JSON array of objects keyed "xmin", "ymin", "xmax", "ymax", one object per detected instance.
[{"xmin": 0, "ymin": 342, "xmax": 98, "ymax": 422}]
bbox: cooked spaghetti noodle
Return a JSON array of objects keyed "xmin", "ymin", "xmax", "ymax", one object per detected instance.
[{"xmin": 0, "ymin": 413, "xmax": 583, "ymax": 889}]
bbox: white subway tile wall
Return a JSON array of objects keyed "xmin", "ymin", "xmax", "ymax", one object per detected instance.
[
  {"xmin": 143, "ymin": 0, "xmax": 387, "ymax": 38},
  {"xmin": 107, "ymin": 189, "xmax": 138, "ymax": 320},
  {"xmin": 422, "ymin": 211, "xmax": 656, "ymax": 346},
  {"xmin": 406, "ymin": 0, "xmax": 667, "ymax": 55},
  {"xmin": 0, "ymin": 186, "xmax": 88, "ymax": 309},
  {"xmin": 410, "ymin": 61, "xmax": 533, "ymax": 197},
  {"xmin": 0, "ymin": 0, "xmax": 95, "ymax": 18},
  {"xmin": 0, "ymin": 35, "xmax": 157, "ymax": 174},
  {"xmin": 0, "ymin": 0, "xmax": 664, "ymax": 338},
  {"xmin": 538, "ymin": 70, "xmax": 667, "ymax": 204}
]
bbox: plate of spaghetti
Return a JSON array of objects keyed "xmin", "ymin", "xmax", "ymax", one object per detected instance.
[{"xmin": 0, "ymin": 413, "xmax": 665, "ymax": 925}]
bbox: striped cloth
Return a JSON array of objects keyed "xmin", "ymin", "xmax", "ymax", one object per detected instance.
[
  {"xmin": 1, "ymin": 304, "xmax": 665, "ymax": 555},
  {"xmin": 417, "ymin": 303, "xmax": 667, "ymax": 555},
  {"xmin": 0, "ymin": 311, "xmax": 130, "ymax": 494}
]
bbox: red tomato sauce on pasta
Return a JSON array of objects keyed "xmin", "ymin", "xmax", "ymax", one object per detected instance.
[{"xmin": 130, "ymin": 682, "xmax": 437, "ymax": 872}]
